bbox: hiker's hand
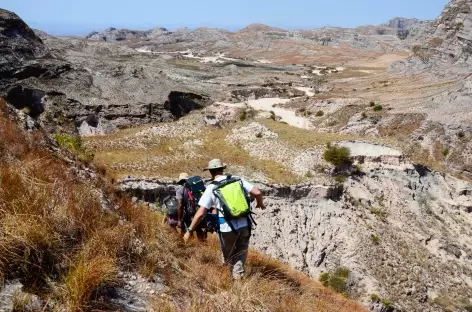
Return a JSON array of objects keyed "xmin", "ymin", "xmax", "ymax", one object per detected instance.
[
  {"xmin": 183, "ymin": 232, "xmax": 191, "ymax": 243},
  {"xmin": 177, "ymin": 221, "xmax": 182, "ymax": 228}
]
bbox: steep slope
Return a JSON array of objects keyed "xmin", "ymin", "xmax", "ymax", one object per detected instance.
[{"xmin": 0, "ymin": 98, "xmax": 367, "ymax": 311}]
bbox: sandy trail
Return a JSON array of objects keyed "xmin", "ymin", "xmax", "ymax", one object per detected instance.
[
  {"xmin": 217, "ymin": 98, "xmax": 312, "ymax": 129},
  {"xmin": 339, "ymin": 142, "xmax": 402, "ymax": 157},
  {"xmin": 294, "ymin": 87, "xmax": 315, "ymax": 97}
]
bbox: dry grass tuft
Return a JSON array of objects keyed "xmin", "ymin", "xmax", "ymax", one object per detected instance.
[{"xmin": 63, "ymin": 255, "xmax": 118, "ymax": 311}]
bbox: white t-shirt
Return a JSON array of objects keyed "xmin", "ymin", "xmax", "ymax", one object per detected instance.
[{"xmin": 198, "ymin": 175, "xmax": 254, "ymax": 233}]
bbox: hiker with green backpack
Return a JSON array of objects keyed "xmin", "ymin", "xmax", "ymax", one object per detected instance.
[{"xmin": 183, "ymin": 159, "xmax": 266, "ymax": 279}]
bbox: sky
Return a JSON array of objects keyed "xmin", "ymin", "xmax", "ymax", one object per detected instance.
[{"xmin": 1, "ymin": 0, "xmax": 449, "ymax": 36}]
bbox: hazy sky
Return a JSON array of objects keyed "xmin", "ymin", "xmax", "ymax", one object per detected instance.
[{"xmin": 1, "ymin": 0, "xmax": 449, "ymax": 36}]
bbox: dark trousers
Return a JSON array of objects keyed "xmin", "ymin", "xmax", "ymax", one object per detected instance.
[{"xmin": 219, "ymin": 227, "xmax": 250, "ymax": 278}]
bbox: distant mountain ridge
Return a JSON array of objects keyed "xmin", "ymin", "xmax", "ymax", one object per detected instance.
[{"xmin": 84, "ymin": 17, "xmax": 427, "ymax": 43}]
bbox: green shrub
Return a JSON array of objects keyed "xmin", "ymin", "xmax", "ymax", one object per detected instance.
[
  {"xmin": 315, "ymin": 110, "xmax": 324, "ymax": 117},
  {"xmin": 54, "ymin": 134, "xmax": 93, "ymax": 163},
  {"xmin": 239, "ymin": 111, "xmax": 247, "ymax": 121},
  {"xmin": 370, "ymin": 294, "xmax": 381, "ymax": 302},
  {"xmin": 412, "ymin": 45, "xmax": 430, "ymax": 62},
  {"xmin": 443, "ymin": 148, "xmax": 449, "ymax": 157},
  {"xmin": 371, "ymin": 207, "xmax": 388, "ymax": 221},
  {"xmin": 371, "ymin": 235, "xmax": 381, "ymax": 245},
  {"xmin": 319, "ymin": 267, "xmax": 351, "ymax": 295},
  {"xmin": 255, "ymin": 132, "xmax": 263, "ymax": 138},
  {"xmin": 334, "ymin": 267, "xmax": 350, "ymax": 279},
  {"xmin": 373, "ymin": 105, "xmax": 383, "ymax": 112},
  {"xmin": 458, "ymin": 131, "xmax": 465, "ymax": 138},
  {"xmin": 44, "ymin": 111, "xmax": 54, "ymax": 122},
  {"xmin": 361, "ymin": 112, "xmax": 367, "ymax": 119},
  {"xmin": 54, "ymin": 134, "xmax": 83, "ymax": 151},
  {"xmin": 456, "ymin": 22, "xmax": 464, "ymax": 30},
  {"xmin": 305, "ymin": 171, "xmax": 313, "ymax": 178},
  {"xmin": 382, "ymin": 299, "xmax": 394, "ymax": 308},
  {"xmin": 323, "ymin": 144, "xmax": 351, "ymax": 167},
  {"xmin": 369, "ymin": 101, "xmax": 375, "ymax": 107},
  {"xmin": 334, "ymin": 174, "xmax": 347, "ymax": 184}
]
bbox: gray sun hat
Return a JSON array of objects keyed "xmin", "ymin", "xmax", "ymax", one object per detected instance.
[{"xmin": 203, "ymin": 159, "xmax": 227, "ymax": 171}]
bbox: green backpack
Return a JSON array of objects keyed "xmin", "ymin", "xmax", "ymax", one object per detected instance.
[{"xmin": 211, "ymin": 175, "xmax": 253, "ymax": 226}]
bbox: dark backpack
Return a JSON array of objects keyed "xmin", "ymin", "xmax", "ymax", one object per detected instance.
[
  {"xmin": 183, "ymin": 176, "xmax": 206, "ymax": 219},
  {"xmin": 163, "ymin": 196, "xmax": 178, "ymax": 218}
]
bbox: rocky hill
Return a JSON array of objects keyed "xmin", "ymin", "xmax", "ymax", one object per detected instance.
[{"xmin": 383, "ymin": 17, "xmax": 429, "ymax": 40}]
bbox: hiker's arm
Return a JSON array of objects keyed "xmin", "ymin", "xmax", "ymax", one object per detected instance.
[
  {"xmin": 188, "ymin": 206, "xmax": 207, "ymax": 231},
  {"xmin": 250, "ymin": 187, "xmax": 265, "ymax": 209}
]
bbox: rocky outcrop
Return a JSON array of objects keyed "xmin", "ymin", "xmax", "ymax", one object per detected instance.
[
  {"xmin": 384, "ymin": 17, "xmax": 427, "ymax": 40},
  {"xmin": 0, "ymin": 10, "xmax": 212, "ymax": 135},
  {"xmin": 86, "ymin": 27, "xmax": 150, "ymax": 42},
  {"xmin": 0, "ymin": 9, "xmax": 50, "ymax": 83},
  {"xmin": 85, "ymin": 27, "xmax": 172, "ymax": 42},
  {"xmin": 421, "ymin": 0, "xmax": 472, "ymax": 66},
  {"xmin": 42, "ymin": 90, "xmax": 210, "ymax": 135},
  {"xmin": 257, "ymin": 162, "xmax": 472, "ymax": 312}
]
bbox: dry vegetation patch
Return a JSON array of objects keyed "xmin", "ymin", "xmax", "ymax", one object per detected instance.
[{"xmin": 87, "ymin": 121, "xmax": 301, "ymax": 184}]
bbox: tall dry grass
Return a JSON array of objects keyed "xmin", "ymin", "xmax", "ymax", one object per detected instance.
[{"xmin": 0, "ymin": 99, "xmax": 366, "ymax": 311}]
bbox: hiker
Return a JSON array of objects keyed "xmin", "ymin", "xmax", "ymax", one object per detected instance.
[
  {"xmin": 183, "ymin": 159, "xmax": 266, "ymax": 279},
  {"xmin": 176, "ymin": 172, "xmax": 208, "ymax": 240},
  {"xmin": 162, "ymin": 195, "xmax": 179, "ymax": 232}
]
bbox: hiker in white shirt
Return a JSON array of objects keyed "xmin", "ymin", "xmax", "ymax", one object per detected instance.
[{"xmin": 183, "ymin": 159, "xmax": 265, "ymax": 279}]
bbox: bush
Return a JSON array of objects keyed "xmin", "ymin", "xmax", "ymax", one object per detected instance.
[
  {"xmin": 412, "ymin": 45, "xmax": 430, "ymax": 62},
  {"xmin": 443, "ymin": 148, "xmax": 449, "ymax": 157},
  {"xmin": 305, "ymin": 171, "xmax": 313, "ymax": 178},
  {"xmin": 319, "ymin": 267, "xmax": 351, "ymax": 295},
  {"xmin": 239, "ymin": 110, "xmax": 247, "ymax": 121},
  {"xmin": 371, "ymin": 207, "xmax": 388, "ymax": 221},
  {"xmin": 369, "ymin": 101, "xmax": 375, "ymax": 107},
  {"xmin": 361, "ymin": 112, "xmax": 367, "ymax": 118},
  {"xmin": 334, "ymin": 174, "xmax": 347, "ymax": 184},
  {"xmin": 255, "ymin": 132, "xmax": 263, "ymax": 138},
  {"xmin": 382, "ymin": 299, "xmax": 394, "ymax": 309},
  {"xmin": 323, "ymin": 144, "xmax": 351, "ymax": 167},
  {"xmin": 54, "ymin": 134, "xmax": 94, "ymax": 163},
  {"xmin": 456, "ymin": 22, "xmax": 464, "ymax": 30},
  {"xmin": 370, "ymin": 294, "xmax": 381, "ymax": 302},
  {"xmin": 458, "ymin": 131, "xmax": 465, "ymax": 138},
  {"xmin": 371, "ymin": 235, "xmax": 381, "ymax": 245},
  {"xmin": 315, "ymin": 110, "xmax": 324, "ymax": 117},
  {"xmin": 54, "ymin": 134, "xmax": 83, "ymax": 151},
  {"xmin": 373, "ymin": 105, "xmax": 383, "ymax": 112}
]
